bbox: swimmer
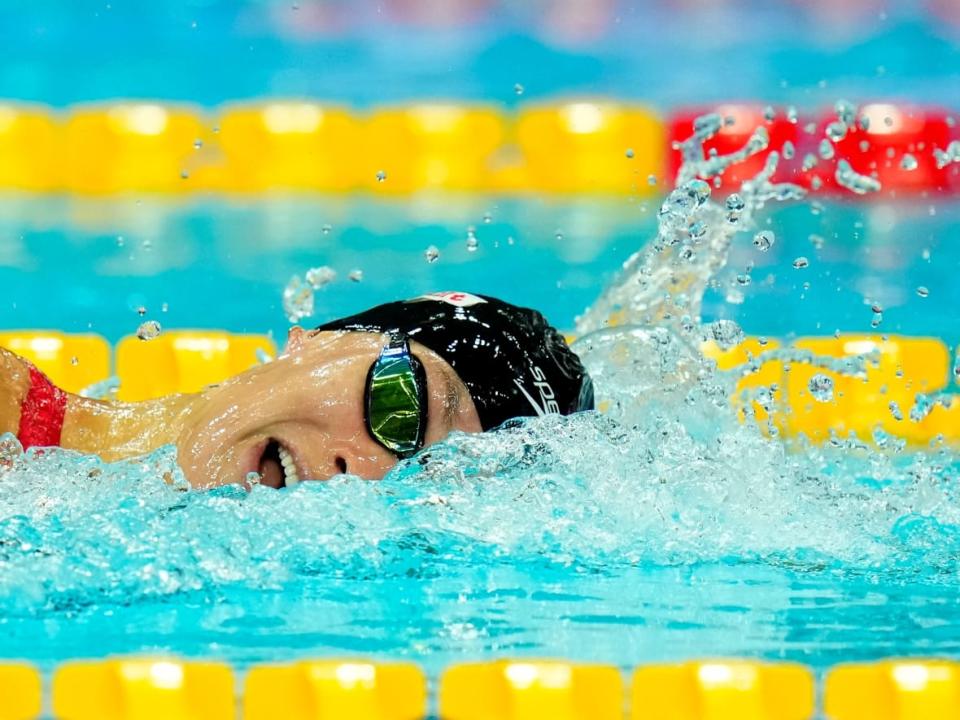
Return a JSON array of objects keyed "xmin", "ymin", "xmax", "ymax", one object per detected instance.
[{"xmin": 0, "ymin": 292, "xmax": 593, "ymax": 488}]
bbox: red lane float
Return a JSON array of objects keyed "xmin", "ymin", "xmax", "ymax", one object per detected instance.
[
  {"xmin": 667, "ymin": 104, "xmax": 960, "ymax": 196},
  {"xmin": 804, "ymin": 104, "xmax": 960, "ymax": 196},
  {"xmin": 667, "ymin": 105, "xmax": 805, "ymax": 192}
]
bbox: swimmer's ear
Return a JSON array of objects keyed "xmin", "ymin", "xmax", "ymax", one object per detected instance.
[{"xmin": 283, "ymin": 326, "xmax": 307, "ymax": 355}]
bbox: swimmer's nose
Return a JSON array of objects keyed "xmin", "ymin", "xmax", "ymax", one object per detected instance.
[{"xmin": 330, "ymin": 447, "xmax": 396, "ymax": 481}]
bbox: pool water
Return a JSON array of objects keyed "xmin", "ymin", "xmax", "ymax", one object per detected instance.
[
  {"xmin": 2, "ymin": 127, "xmax": 960, "ymax": 680},
  {"xmin": 2, "ymin": 400, "xmax": 959, "ymax": 677},
  {"xmin": 2, "ymin": 194, "xmax": 958, "ymax": 345}
]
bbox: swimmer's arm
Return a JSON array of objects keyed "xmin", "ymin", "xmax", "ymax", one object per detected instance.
[{"xmin": 0, "ymin": 348, "xmax": 30, "ymax": 435}]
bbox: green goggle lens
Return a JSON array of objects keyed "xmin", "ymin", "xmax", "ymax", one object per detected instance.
[{"xmin": 364, "ymin": 336, "xmax": 428, "ymax": 458}]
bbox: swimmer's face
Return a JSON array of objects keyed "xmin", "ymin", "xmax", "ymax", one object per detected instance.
[{"xmin": 174, "ymin": 329, "xmax": 482, "ymax": 489}]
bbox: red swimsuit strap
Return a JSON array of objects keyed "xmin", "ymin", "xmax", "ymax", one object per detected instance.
[{"xmin": 17, "ymin": 365, "xmax": 68, "ymax": 450}]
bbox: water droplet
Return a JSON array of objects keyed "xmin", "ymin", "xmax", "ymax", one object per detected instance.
[
  {"xmin": 513, "ymin": 83, "xmax": 524, "ymax": 96},
  {"xmin": 321, "ymin": 223, "xmax": 332, "ymax": 235},
  {"xmin": 424, "ymin": 245, "xmax": 440, "ymax": 263},
  {"xmin": 482, "ymin": 211, "xmax": 493, "ymax": 224},
  {"xmin": 792, "ymin": 256, "xmax": 809, "ymax": 269},
  {"xmin": 933, "ymin": 140, "xmax": 960, "ymax": 169},
  {"xmin": 136, "ymin": 320, "xmax": 162, "ymax": 341},
  {"xmin": 136, "ymin": 306, "xmax": 147, "ymax": 317},
  {"xmin": 376, "ymin": 170, "xmax": 387, "ymax": 182},
  {"xmin": 70, "ymin": 356, "xmax": 79, "ymax": 366},
  {"xmin": 466, "ymin": 229, "xmax": 478, "ymax": 252},
  {"xmin": 810, "ymin": 176, "xmax": 823, "ymax": 191},
  {"xmin": 305, "ymin": 266, "xmax": 336, "ymax": 289},
  {"xmin": 889, "ymin": 400, "xmax": 903, "ymax": 422},
  {"xmin": 763, "ymin": 105, "xmax": 776, "ymax": 122},
  {"xmin": 116, "ymin": 235, "xmax": 125, "ymax": 247},
  {"xmin": 808, "ymin": 373, "xmax": 834, "ymax": 402},
  {"xmin": 193, "ymin": 138, "xmax": 203, "ymax": 150},
  {"xmin": 809, "ymin": 234, "xmax": 825, "ymax": 249},
  {"xmin": 246, "ymin": 471, "xmax": 262, "ymax": 486},
  {"xmin": 786, "ymin": 106, "xmax": 798, "ymax": 124},
  {"xmin": 834, "ymin": 99, "xmax": 857, "ymax": 125},
  {"xmin": 752, "ymin": 230, "xmax": 775, "ymax": 252},
  {"xmin": 625, "ymin": 148, "xmax": 635, "ymax": 159},
  {"xmin": 282, "ymin": 275, "xmax": 314, "ymax": 322},
  {"xmin": 693, "ymin": 112, "xmax": 723, "ymax": 135},
  {"xmin": 647, "ymin": 174, "xmax": 657, "ymax": 186},
  {"xmin": 348, "ymin": 269, "xmax": 363, "ymax": 283},
  {"xmin": 836, "ymin": 159, "xmax": 881, "ymax": 195},
  {"xmin": 859, "ymin": 140, "xmax": 871, "ymax": 152},
  {"xmin": 916, "ymin": 286, "xmax": 929, "ymax": 298},
  {"xmin": 818, "ymin": 138, "xmax": 835, "ymax": 160},
  {"xmin": 507, "ymin": 236, "xmax": 515, "ymax": 245},
  {"xmin": 736, "ymin": 273, "xmax": 752, "ymax": 286},
  {"xmin": 179, "ymin": 170, "xmax": 190, "ymax": 180},
  {"xmin": 900, "ymin": 153, "xmax": 918, "ymax": 171},
  {"xmin": 212, "ymin": 125, "xmax": 220, "ymax": 134},
  {"xmin": 0, "ymin": 433, "xmax": 23, "ymax": 471},
  {"xmin": 782, "ymin": 140, "xmax": 795, "ymax": 160},
  {"xmin": 921, "ymin": 248, "xmax": 931, "ymax": 261},
  {"xmin": 161, "ymin": 302, "xmax": 169, "ymax": 313},
  {"xmin": 910, "ymin": 394, "xmax": 934, "ymax": 423},
  {"xmin": 687, "ymin": 179, "xmax": 711, "ymax": 206},
  {"xmin": 826, "ymin": 121, "xmax": 847, "ymax": 142},
  {"xmin": 688, "ymin": 221, "xmax": 707, "ymax": 240},
  {"xmin": 707, "ymin": 320, "xmax": 744, "ymax": 351},
  {"xmin": 725, "ymin": 193, "xmax": 745, "ymax": 212},
  {"xmin": 802, "ymin": 153, "xmax": 818, "ymax": 172}
]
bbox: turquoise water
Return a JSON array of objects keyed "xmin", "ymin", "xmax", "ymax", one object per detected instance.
[
  {"xmin": 1, "ymin": 401, "xmax": 960, "ymax": 675},
  {"xmin": 2, "ymin": 0, "xmax": 960, "ymax": 680},
  {"xmin": 1, "ymin": 183, "xmax": 959, "ymax": 675},
  {"xmin": 1, "ymin": 2, "xmax": 958, "ymax": 107},
  {"xmin": 2, "ymin": 195, "xmax": 959, "ymax": 345}
]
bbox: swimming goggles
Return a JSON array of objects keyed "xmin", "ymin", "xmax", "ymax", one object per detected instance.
[{"xmin": 364, "ymin": 334, "xmax": 428, "ymax": 458}]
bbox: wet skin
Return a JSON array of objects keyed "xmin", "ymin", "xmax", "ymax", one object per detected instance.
[
  {"xmin": 174, "ymin": 329, "xmax": 483, "ymax": 489},
  {"xmin": 0, "ymin": 330, "xmax": 482, "ymax": 489}
]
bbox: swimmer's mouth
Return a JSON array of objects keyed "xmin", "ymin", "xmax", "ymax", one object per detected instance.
[{"xmin": 257, "ymin": 439, "xmax": 301, "ymax": 489}]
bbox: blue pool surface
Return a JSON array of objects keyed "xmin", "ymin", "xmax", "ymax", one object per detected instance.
[
  {"xmin": 1, "ymin": 195, "xmax": 959, "ymax": 346},
  {"xmin": 1, "ymin": 2, "xmax": 958, "ymax": 108},
  {"xmin": 1, "ymin": 190, "xmax": 959, "ymax": 678},
  {"xmin": 2, "ymin": 0, "xmax": 960, "ymax": 686}
]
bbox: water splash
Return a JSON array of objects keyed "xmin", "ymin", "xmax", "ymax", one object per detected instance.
[
  {"xmin": 2, "ymin": 107, "xmax": 959, "ymax": 669},
  {"xmin": 836, "ymin": 159, "xmax": 882, "ymax": 195},
  {"xmin": 933, "ymin": 141, "xmax": 960, "ymax": 169},
  {"xmin": 577, "ymin": 113, "xmax": 804, "ymax": 336}
]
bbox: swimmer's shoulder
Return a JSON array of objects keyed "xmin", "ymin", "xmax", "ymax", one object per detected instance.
[{"xmin": 0, "ymin": 348, "xmax": 31, "ymax": 435}]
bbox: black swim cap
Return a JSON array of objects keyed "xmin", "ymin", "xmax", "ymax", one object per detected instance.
[{"xmin": 316, "ymin": 291, "xmax": 594, "ymax": 430}]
